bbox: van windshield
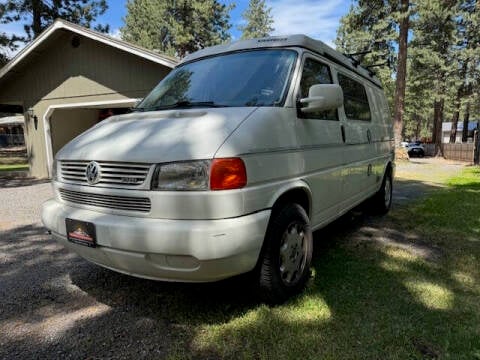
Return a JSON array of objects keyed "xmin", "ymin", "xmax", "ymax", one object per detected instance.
[{"xmin": 136, "ymin": 49, "xmax": 297, "ymax": 111}]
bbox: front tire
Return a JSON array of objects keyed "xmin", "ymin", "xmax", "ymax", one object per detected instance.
[
  {"xmin": 257, "ymin": 203, "xmax": 313, "ymax": 304},
  {"xmin": 369, "ymin": 169, "xmax": 393, "ymax": 215}
]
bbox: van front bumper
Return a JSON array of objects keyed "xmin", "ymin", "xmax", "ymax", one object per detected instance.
[{"xmin": 41, "ymin": 200, "xmax": 270, "ymax": 282}]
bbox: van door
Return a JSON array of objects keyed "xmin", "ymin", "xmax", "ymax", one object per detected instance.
[
  {"xmin": 335, "ymin": 72, "xmax": 376, "ymax": 209},
  {"xmin": 365, "ymin": 86, "xmax": 391, "ymax": 191},
  {"xmin": 295, "ymin": 55, "xmax": 344, "ymax": 227}
]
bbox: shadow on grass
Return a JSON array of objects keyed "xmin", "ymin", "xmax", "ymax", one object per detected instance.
[{"xmin": 1, "ymin": 173, "xmax": 480, "ymax": 358}]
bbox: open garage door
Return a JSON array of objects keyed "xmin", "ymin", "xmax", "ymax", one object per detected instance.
[
  {"xmin": 44, "ymin": 99, "xmax": 139, "ymax": 177},
  {"xmin": 50, "ymin": 108, "xmax": 100, "ymax": 155}
]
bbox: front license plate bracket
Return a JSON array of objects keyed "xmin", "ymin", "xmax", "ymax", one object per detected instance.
[{"xmin": 65, "ymin": 218, "xmax": 96, "ymax": 248}]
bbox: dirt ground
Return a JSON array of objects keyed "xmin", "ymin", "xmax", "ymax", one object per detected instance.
[
  {"xmin": 0, "ymin": 158, "xmax": 467, "ymax": 359},
  {"xmin": 393, "ymin": 157, "xmax": 465, "ymax": 205}
]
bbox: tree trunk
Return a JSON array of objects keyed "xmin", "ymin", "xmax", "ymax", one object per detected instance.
[
  {"xmin": 432, "ymin": 98, "xmax": 444, "ymax": 156},
  {"xmin": 393, "ymin": 0, "xmax": 409, "ymax": 147},
  {"xmin": 462, "ymin": 102, "xmax": 470, "ymax": 143},
  {"xmin": 32, "ymin": 0, "xmax": 43, "ymax": 37},
  {"xmin": 449, "ymin": 89, "xmax": 461, "ymax": 143}
]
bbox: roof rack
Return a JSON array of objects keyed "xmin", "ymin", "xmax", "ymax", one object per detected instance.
[{"xmin": 366, "ymin": 58, "xmax": 391, "ymax": 76}]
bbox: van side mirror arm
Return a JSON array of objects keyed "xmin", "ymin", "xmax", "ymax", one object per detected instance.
[{"xmin": 299, "ymin": 84, "xmax": 343, "ymax": 114}]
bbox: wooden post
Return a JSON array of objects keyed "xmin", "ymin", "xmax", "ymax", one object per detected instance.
[{"xmin": 474, "ymin": 130, "xmax": 480, "ymax": 165}]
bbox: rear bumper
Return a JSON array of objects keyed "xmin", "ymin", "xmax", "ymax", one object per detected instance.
[{"xmin": 41, "ymin": 199, "xmax": 270, "ymax": 282}]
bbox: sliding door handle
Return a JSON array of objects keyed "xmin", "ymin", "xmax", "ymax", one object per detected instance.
[{"xmin": 341, "ymin": 125, "xmax": 346, "ymax": 143}]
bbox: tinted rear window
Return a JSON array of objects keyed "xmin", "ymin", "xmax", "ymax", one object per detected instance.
[{"xmin": 338, "ymin": 74, "xmax": 371, "ymax": 121}]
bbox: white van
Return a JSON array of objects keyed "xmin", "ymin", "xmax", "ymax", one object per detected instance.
[{"xmin": 41, "ymin": 35, "xmax": 394, "ymax": 303}]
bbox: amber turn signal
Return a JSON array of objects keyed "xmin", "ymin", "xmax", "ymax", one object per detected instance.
[{"xmin": 210, "ymin": 158, "xmax": 247, "ymax": 190}]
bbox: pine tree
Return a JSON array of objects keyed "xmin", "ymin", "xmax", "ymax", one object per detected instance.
[
  {"xmin": 455, "ymin": 0, "xmax": 480, "ymax": 142},
  {"xmin": 335, "ymin": 1, "xmax": 399, "ymax": 128},
  {"xmin": 336, "ymin": 0, "xmax": 413, "ymax": 146},
  {"xmin": 0, "ymin": 0, "xmax": 109, "ymax": 61},
  {"xmin": 121, "ymin": 0, "xmax": 233, "ymax": 58},
  {"xmin": 239, "ymin": 0, "xmax": 274, "ymax": 39},
  {"xmin": 410, "ymin": 0, "xmax": 457, "ymax": 154},
  {"xmin": 393, "ymin": 0, "xmax": 410, "ymax": 147},
  {"xmin": 337, "ymin": 0, "xmax": 480, "ymax": 151},
  {"xmin": 0, "ymin": 33, "xmax": 12, "ymax": 66}
]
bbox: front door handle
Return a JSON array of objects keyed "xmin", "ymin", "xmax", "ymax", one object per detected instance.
[
  {"xmin": 367, "ymin": 129, "xmax": 372, "ymax": 143},
  {"xmin": 341, "ymin": 125, "xmax": 346, "ymax": 143}
]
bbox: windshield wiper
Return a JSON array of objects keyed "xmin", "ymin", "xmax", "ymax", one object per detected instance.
[{"xmin": 135, "ymin": 100, "xmax": 228, "ymax": 112}]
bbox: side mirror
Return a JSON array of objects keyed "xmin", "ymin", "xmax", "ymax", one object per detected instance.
[{"xmin": 299, "ymin": 84, "xmax": 343, "ymax": 113}]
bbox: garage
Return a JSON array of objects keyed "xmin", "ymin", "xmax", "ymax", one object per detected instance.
[
  {"xmin": 48, "ymin": 105, "xmax": 131, "ymax": 157},
  {"xmin": 0, "ymin": 19, "xmax": 177, "ymax": 178}
]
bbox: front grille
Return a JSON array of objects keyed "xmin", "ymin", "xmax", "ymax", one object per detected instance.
[
  {"xmin": 59, "ymin": 188, "xmax": 151, "ymax": 212},
  {"xmin": 59, "ymin": 160, "xmax": 151, "ymax": 188}
]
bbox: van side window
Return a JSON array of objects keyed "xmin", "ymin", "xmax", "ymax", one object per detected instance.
[
  {"xmin": 338, "ymin": 74, "xmax": 371, "ymax": 121},
  {"xmin": 299, "ymin": 58, "xmax": 337, "ymax": 120}
]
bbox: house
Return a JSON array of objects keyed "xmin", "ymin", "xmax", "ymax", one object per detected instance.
[
  {"xmin": 0, "ymin": 19, "xmax": 177, "ymax": 178},
  {"xmin": 0, "ymin": 115, "xmax": 25, "ymax": 146},
  {"xmin": 442, "ymin": 121, "xmax": 479, "ymax": 143}
]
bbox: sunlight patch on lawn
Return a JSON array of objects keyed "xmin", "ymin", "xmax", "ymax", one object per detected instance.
[
  {"xmin": 404, "ymin": 280, "xmax": 454, "ymax": 310},
  {"xmin": 380, "ymin": 259, "xmax": 410, "ymax": 273},
  {"xmin": 452, "ymin": 271, "xmax": 476, "ymax": 288},
  {"xmin": 384, "ymin": 247, "xmax": 418, "ymax": 261},
  {"xmin": 192, "ymin": 296, "xmax": 332, "ymax": 355}
]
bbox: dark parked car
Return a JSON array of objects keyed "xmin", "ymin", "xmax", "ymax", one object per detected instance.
[{"xmin": 407, "ymin": 142, "xmax": 425, "ymax": 157}]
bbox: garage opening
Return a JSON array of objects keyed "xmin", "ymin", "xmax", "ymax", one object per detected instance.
[
  {"xmin": 44, "ymin": 99, "xmax": 141, "ymax": 177},
  {"xmin": 49, "ymin": 107, "xmax": 130, "ymax": 156}
]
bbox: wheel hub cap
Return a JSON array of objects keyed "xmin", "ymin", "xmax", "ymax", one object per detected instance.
[
  {"xmin": 279, "ymin": 222, "xmax": 307, "ymax": 285},
  {"xmin": 384, "ymin": 179, "xmax": 392, "ymax": 208}
]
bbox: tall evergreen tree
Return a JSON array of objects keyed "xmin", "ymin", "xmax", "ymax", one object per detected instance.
[
  {"xmin": 0, "ymin": 0, "xmax": 109, "ymax": 62},
  {"xmin": 410, "ymin": 0, "xmax": 457, "ymax": 154},
  {"xmin": 393, "ymin": 0, "xmax": 410, "ymax": 148},
  {"xmin": 455, "ymin": 0, "xmax": 480, "ymax": 142},
  {"xmin": 0, "ymin": 32, "xmax": 12, "ymax": 66},
  {"xmin": 239, "ymin": 0, "xmax": 274, "ymax": 39},
  {"xmin": 336, "ymin": 0, "xmax": 414, "ymax": 146},
  {"xmin": 335, "ymin": 0, "xmax": 409, "ymax": 146},
  {"xmin": 121, "ymin": 0, "xmax": 233, "ymax": 58}
]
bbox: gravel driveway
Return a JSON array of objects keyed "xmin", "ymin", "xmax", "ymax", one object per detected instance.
[{"xmin": 0, "ymin": 158, "xmax": 466, "ymax": 359}]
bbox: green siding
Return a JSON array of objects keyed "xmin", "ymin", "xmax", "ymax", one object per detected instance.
[{"xmin": 0, "ymin": 31, "xmax": 171, "ymax": 178}]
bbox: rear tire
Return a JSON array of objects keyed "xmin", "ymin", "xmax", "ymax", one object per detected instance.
[
  {"xmin": 369, "ymin": 169, "xmax": 393, "ymax": 215},
  {"xmin": 257, "ymin": 203, "xmax": 313, "ymax": 304}
]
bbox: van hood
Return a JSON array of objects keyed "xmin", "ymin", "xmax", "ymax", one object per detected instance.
[{"xmin": 56, "ymin": 107, "xmax": 257, "ymax": 163}]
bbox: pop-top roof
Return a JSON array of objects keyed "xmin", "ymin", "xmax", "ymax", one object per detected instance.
[{"xmin": 182, "ymin": 35, "xmax": 383, "ymax": 88}]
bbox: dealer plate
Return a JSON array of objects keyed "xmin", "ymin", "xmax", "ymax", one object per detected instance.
[{"xmin": 65, "ymin": 218, "xmax": 96, "ymax": 248}]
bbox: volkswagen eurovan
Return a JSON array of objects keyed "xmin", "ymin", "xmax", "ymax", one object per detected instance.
[{"xmin": 42, "ymin": 35, "xmax": 394, "ymax": 303}]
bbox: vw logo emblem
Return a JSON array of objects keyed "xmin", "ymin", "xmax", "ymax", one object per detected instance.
[{"xmin": 85, "ymin": 161, "xmax": 101, "ymax": 185}]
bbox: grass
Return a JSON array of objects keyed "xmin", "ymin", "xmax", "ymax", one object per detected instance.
[
  {"xmin": 0, "ymin": 163, "xmax": 29, "ymax": 172},
  {"xmin": 163, "ymin": 167, "xmax": 480, "ymax": 359}
]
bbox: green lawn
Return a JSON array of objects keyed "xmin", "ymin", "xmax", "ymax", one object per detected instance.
[
  {"xmin": 0, "ymin": 163, "xmax": 29, "ymax": 172},
  {"xmin": 165, "ymin": 168, "xmax": 480, "ymax": 359}
]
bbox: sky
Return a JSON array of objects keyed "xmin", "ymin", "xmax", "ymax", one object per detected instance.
[{"xmin": 0, "ymin": 0, "xmax": 352, "ymax": 57}]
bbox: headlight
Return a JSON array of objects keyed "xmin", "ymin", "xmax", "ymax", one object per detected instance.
[{"xmin": 151, "ymin": 160, "xmax": 210, "ymax": 191}]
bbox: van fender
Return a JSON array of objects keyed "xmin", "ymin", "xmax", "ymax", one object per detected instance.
[
  {"xmin": 377, "ymin": 160, "xmax": 394, "ymax": 192},
  {"xmin": 267, "ymin": 179, "xmax": 313, "ymax": 217}
]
